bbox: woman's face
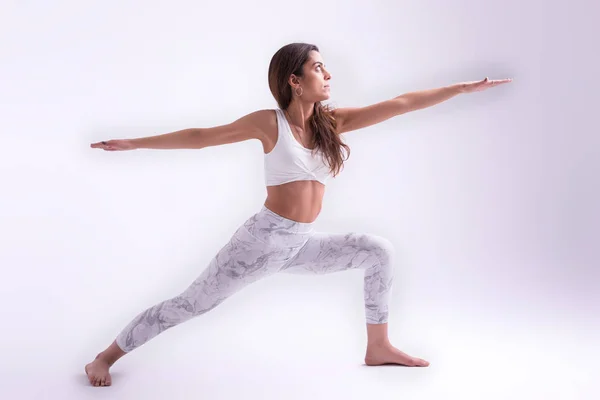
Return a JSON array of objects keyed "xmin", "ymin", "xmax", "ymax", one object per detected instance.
[{"xmin": 292, "ymin": 50, "xmax": 332, "ymax": 101}]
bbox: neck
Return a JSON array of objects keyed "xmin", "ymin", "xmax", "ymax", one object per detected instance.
[{"xmin": 285, "ymin": 101, "xmax": 316, "ymax": 130}]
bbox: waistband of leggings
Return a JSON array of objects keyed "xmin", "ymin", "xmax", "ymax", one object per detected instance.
[{"xmin": 260, "ymin": 205, "xmax": 315, "ymax": 229}]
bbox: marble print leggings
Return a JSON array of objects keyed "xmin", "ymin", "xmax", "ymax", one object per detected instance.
[{"xmin": 115, "ymin": 205, "xmax": 396, "ymax": 353}]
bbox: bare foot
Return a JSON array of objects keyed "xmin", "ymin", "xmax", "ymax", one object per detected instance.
[
  {"xmin": 365, "ymin": 342, "xmax": 429, "ymax": 367},
  {"xmin": 85, "ymin": 355, "xmax": 112, "ymax": 387}
]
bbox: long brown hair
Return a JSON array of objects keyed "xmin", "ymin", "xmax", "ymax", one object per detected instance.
[{"xmin": 267, "ymin": 43, "xmax": 350, "ymax": 178}]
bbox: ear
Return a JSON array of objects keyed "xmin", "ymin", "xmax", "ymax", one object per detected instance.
[{"xmin": 288, "ymin": 74, "xmax": 301, "ymax": 88}]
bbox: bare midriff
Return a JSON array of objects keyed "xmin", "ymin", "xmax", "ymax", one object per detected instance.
[{"xmin": 264, "ymin": 180, "xmax": 325, "ymax": 223}]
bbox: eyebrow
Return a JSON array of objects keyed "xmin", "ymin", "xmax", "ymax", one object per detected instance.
[{"xmin": 313, "ymin": 61, "xmax": 325, "ymax": 67}]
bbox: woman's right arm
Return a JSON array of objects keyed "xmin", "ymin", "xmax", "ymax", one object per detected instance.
[{"xmin": 91, "ymin": 110, "xmax": 267, "ymax": 151}]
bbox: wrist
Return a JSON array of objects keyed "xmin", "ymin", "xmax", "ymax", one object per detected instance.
[
  {"xmin": 127, "ymin": 138, "xmax": 142, "ymax": 149},
  {"xmin": 452, "ymin": 83, "xmax": 466, "ymax": 94}
]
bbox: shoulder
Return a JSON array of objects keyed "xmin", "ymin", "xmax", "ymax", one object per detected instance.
[
  {"xmin": 234, "ymin": 109, "xmax": 277, "ymax": 137},
  {"xmin": 250, "ymin": 109, "xmax": 278, "ymax": 136},
  {"xmin": 319, "ymin": 104, "xmax": 343, "ymax": 134},
  {"xmin": 242, "ymin": 109, "xmax": 279, "ymax": 151}
]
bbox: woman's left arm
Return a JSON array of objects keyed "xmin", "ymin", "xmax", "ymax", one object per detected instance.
[{"xmin": 334, "ymin": 77, "xmax": 512, "ymax": 135}]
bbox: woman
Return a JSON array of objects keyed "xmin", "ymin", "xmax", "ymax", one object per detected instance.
[{"xmin": 86, "ymin": 42, "xmax": 511, "ymax": 387}]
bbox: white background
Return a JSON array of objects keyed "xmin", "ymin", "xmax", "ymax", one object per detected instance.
[{"xmin": 1, "ymin": 0, "xmax": 598, "ymax": 398}]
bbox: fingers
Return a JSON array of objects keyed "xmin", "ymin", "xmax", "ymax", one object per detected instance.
[
  {"xmin": 474, "ymin": 77, "xmax": 512, "ymax": 91},
  {"xmin": 90, "ymin": 141, "xmax": 117, "ymax": 151},
  {"xmin": 487, "ymin": 77, "xmax": 513, "ymax": 85}
]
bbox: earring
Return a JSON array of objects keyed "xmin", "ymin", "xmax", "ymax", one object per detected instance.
[{"xmin": 295, "ymin": 86, "xmax": 303, "ymax": 96}]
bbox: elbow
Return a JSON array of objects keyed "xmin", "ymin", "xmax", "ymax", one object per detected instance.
[
  {"xmin": 187, "ymin": 128, "xmax": 212, "ymax": 149},
  {"xmin": 392, "ymin": 97, "xmax": 413, "ymax": 115}
]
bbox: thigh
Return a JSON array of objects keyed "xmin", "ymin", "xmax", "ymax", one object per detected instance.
[
  {"xmin": 181, "ymin": 225, "xmax": 300, "ymax": 309},
  {"xmin": 280, "ymin": 231, "xmax": 395, "ymax": 275}
]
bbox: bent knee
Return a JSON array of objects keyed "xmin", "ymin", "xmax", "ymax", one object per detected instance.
[{"xmin": 360, "ymin": 234, "xmax": 396, "ymax": 267}]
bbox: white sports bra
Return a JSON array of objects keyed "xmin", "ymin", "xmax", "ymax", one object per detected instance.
[{"xmin": 264, "ymin": 108, "xmax": 331, "ymax": 187}]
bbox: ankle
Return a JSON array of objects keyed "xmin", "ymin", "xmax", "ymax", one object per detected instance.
[
  {"xmin": 367, "ymin": 339, "xmax": 391, "ymax": 348},
  {"xmin": 366, "ymin": 323, "xmax": 391, "ymax": 347},
  {"xmin": 95, "ymin": 352, "xmax": 116, "ymax": 367}
]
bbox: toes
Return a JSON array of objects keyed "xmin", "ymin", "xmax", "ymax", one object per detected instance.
[{"xmin": 415, "ymin": 358, "xmax": 429, "ymax": 367}]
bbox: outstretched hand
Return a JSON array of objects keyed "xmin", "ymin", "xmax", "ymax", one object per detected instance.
[
  {"xmin": 460, "ymin": 77, "xmax": 513, "ymax": 93},
  {"xmin": 90, "ymin": 139, "xmax": 136, "ymax": 151}
]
